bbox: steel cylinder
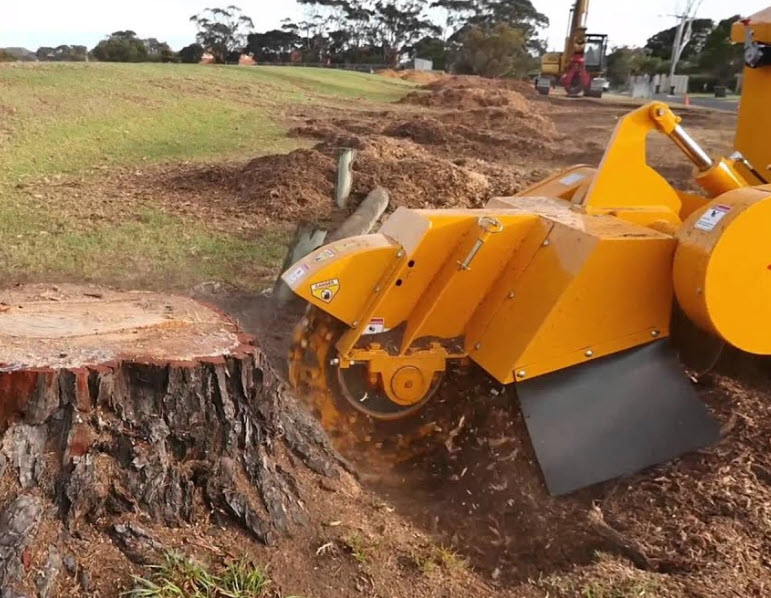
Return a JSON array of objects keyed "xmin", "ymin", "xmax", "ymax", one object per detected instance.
[{"xmin": 673, "ymin": 187, "xmax": 771, "ymax": 354}]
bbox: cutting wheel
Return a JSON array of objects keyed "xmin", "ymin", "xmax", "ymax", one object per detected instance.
[
  {"xmin": 289, "ymin": 307, "xmax": 444, "ymax": 430},
  {"xmin": 335, "ymin": 362, "xmax": 443, "ymax": 421}
]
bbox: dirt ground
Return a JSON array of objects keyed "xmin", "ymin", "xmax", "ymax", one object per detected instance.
[{"xmin": 7, "ymin": 75, "xmax": 768, "ymax": 598}]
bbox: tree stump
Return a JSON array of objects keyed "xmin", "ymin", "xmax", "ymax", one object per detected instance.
[{"xmin": 0, "ymin": 284, "xmax": 346, "ymax": 594}]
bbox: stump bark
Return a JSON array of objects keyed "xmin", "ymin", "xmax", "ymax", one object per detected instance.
[{"xmin": 0, "ymin": 284, "xmax": 346, "ymax": 595}]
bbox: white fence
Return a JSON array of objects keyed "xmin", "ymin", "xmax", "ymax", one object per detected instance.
[{"xmin": 630, "ymin": 74, "xmax": 689, "ymax": 98}]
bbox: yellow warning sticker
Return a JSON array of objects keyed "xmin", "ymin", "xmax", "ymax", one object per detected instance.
[{"xmin": 310, "ymin": 279, "xmax": 340, "ymax": 303}]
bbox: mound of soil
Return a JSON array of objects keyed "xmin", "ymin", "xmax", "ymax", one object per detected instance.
[
  {"xmin": 402, "ymin": 86, "xmax": 533, "ymax": 112},
  {"xmin": 376, "ymin": 69, "xmax": 446, "ymax": 85},
  {"xmin": 424, "ymin": 75, "xmax": 537, "ymax": 96}
]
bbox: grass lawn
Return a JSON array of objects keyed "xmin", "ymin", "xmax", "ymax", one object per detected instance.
[{"xmin": 0, "ymin": 63, "xmax": 413, "ymax": 290}]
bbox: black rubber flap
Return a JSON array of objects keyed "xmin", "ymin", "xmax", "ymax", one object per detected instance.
[{"xmin": 517, "ymin": 341, "xmax": 721, "ymax": 496}]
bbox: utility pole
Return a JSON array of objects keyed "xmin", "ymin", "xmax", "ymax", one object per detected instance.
[{"xmin": 667, "ymin": 0, "xmax": 703, "ymax": 94}]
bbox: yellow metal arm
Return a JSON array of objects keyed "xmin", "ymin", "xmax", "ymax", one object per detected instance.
[{"xmin": 580, "ymin": 102, "xmax": 748, "ymax": 226}]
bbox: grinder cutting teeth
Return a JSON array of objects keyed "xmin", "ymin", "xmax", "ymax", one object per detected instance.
[{"xmin": 284, "ymin": 91, "xmax": 771, "ymax": 495}]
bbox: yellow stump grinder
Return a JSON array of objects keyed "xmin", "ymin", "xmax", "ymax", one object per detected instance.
[{"xmin": 283, "ymin": 13, "xmax": 771, "ymax": 495}]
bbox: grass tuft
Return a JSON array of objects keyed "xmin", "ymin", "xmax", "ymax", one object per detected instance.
[
  {"xmin": 409, "ymin": 544, "xmax": 468, "ymax": 575},
  {"xmin": 124, "ymin": 552, "xmax": 277, "ymax": 598}
]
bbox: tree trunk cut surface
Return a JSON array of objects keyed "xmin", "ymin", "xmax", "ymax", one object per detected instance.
[{"xmin": 0, "ymin": 284, "xmax": 346, "ymax": 596}]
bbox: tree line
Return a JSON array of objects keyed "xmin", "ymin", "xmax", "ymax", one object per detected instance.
[
  {"xmin": 607, "ymin": 15, "xmax": 745, "ymax": 91},
  {"xmin": 1, "ymin": 1, "xmax": 746, "ymax": 87},
  {"xmin": 4, "ymin": 1, "xmax": 552, "ymax": 77}
]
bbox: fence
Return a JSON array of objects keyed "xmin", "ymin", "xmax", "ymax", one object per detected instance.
[
  {"xmin": 255, "ymin": 62, "xmax": 390, "ymax": 73},
  {"xmin": 630, "ymin": 74, "xmax": 690, "ymax": 98}
]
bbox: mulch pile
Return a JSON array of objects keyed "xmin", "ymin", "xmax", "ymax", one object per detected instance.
[{"xmin": 154, "ymin": 76, "xmax": 560, "ymax": 226}]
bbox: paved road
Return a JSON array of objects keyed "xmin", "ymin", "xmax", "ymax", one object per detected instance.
[{"xmin": 651, "ymin": 93, "xmax": 739, "ymax": 112}]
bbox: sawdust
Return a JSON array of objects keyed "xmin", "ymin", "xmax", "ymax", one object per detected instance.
[{"xmin": 375, "ymin": 69, "xmax": 446, "ymax": 85}]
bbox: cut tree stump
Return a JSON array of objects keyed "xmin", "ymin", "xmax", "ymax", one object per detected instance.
[{"xmin": 0, "ymin": 284, "xmax": 347, "ymax": 595}]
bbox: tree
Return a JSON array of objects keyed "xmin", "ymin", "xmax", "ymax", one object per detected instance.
[
  {"xmin": 606, "ymin": 46, "xmax": 665, "ymax": 88},
  {"xmin": 0, "ymin": 50, "xmax": 18, "ymax": 62},
  {"xmin": 371, "ymin": 1, "xmax": 441, "ymax": 65},
  {"xmin": 455, "ymin": 23, "xmax": 534, "ymax": 78},
  {"xmin": 246, "ymin": 30, "xmax": 302, "ymax": 62},
  {"xmin": 190, "ymin": 5, "xmax": 254, "ymax": 63},
  {"xmin": 413, "ymin": 35, "xmax": 449, "ymax": 70},
  {"xmin": 434, "ymin": 0, "xmax": 548, "ymax": 49},
  {"xmin": 645, "ymin": 18, "xmax": 713, "ymax": 61},
  {"xmin": 37, "ymin": 44, "xmax": 89, "ymax": 62},
  {"xmin": 144, "ymin": 37, "xmax": 174, "ymax": 62},
  {"xmin": 697, "ymin": 15, "xmax": 744, "ymax": 86},
  {"xmin": 91, "ymin": 31, "xmax": 148, "ymax": 62},
  {"xmin": 178, "ymin": 43, "xmax": 205, "ymax": 63}
]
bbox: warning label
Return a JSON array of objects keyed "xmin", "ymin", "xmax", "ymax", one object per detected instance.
[
  {"xmin": 363, "ymin": 317, "xmax": 387, "ymax": 335},
  {"xmin": 313, "ymin": 248, "xmax": 336, "ymax": 263},
  {"xmin": 284, "ymin": 264, "xmax": 309, "ymax": 286},
  {"xmin": 695, "ymin": 204, "xmax": 731, "ymax": 232},
  {"xmin": 310, "ymin": 279, "xmax": 340, "ymax": 303}
]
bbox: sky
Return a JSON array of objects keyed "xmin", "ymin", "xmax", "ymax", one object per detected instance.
[{"xmin": 2, "ymin": 0, "xmax": 769, "ymax": 52}]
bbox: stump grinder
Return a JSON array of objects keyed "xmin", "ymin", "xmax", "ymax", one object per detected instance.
[{"xmin": 283, "ymin": 12, "xmax": 771, "ymax": 496}]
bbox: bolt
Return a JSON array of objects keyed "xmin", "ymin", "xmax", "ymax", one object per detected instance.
[
  {"xmin": 397, "ymin": 250, "xmax": 405, "ymax": 258},
  {"xmin": 507, "ymin": 291, "xmax": 515, "ymax": 299},
  {"xmin": 374, "ymin": 286, "xmax": 381, "ymax": 293},
  {"xmin": 585, "ymin": 349, "xmax": 594, "ymax": 358},
  {"xmin": 350, "ymin": 360, "xmax": 356, "ymax": 366},
  {"xmin": 651, "ymin": 330, "xmax": 661, "ymax": 337},
  {"xmin": 330, "ymin": 358, "xmax": 340, "ymax": 366},
  {"xmin": 351, "ymin": 321, "xmax": 358, "ymax": 327},
  {"xmin": 517, "ymin": 370, "xmax": 527, "ymax": 379},
  {"xmin": 474, "ymin": 342, "xmax": 482, "ymax": 350},
  {"xmin": 542, "ymin": 239, "xmax": 550, "ymax": 247},
  {"xmin": 656, "ymin": 108, "xmax": 665, "ymax": 116}
]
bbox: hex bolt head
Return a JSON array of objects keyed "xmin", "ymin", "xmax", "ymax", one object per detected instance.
[
  {"xmin": 507, "ymin": 291, "xmax": 515, "ymax": 299},
  {"xmin": 651, "ymin": 330, "xmax": 661, "ymax": 337},
  {"xmin": 542, "ymin": 239, "xmax": 551, "ymax": 247},
  {"xmin": 585, "ymin": 349, "xmax": 594, "ymax": 358},
  {"xmin": 397, "ymin": 250, "xmax": 405, "ymax": 258},
  {"xmin": 517, "ymin": 370, "xmax": 527, "ymax": 379}
]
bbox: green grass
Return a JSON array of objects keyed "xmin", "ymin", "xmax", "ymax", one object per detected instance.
[
  {"xmin": 0, "ymin": 198, "xmax": 288, "ymax": 288},
  {"xmin": 125, "ymin": 552, "xmax": 291, "ymax": 598},
  {"xmin": 0, "ymin": 63, "xmax": 412, "ymax": 289},
  {"xmin": 0, "ymin": 63, "xmax": 412, "ymax": 180}
]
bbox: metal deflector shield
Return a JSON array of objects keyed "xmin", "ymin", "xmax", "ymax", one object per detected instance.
[{"xmin": 516, "ymin": 341, "xmax": 721, "ymax": 496}]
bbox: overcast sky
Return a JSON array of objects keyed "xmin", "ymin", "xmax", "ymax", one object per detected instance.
[{"xmin": 3, "ymin": 0, "xmax": 767, "ymax": 52}]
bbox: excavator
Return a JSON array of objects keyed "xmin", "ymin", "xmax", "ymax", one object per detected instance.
[
  {"xmin": 537, "ymin": 0, "xmax": 608, "ymax": 98},
  {"xmin": 283, "ymin": 9, "xmax": 771, "ymax": 496}
]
